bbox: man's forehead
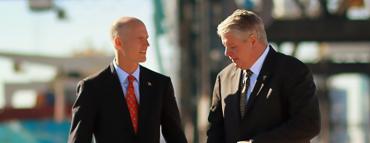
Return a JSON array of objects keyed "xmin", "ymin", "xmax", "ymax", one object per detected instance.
[{"xmin": 221, "ymin": 32, "xmax": 235, "ymax": 43}]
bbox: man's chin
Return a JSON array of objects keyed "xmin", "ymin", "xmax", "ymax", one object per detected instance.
[
  {"xmin": 139, "ymin": 58, "xmax": 146, "ymax": 63},
  {"xmin": 233, "ymin": 63, "xmax": 240, "ymax": 68},
  {"xmin": 233, "ymin": 63, "xmax": 247, "ymax": 69}
]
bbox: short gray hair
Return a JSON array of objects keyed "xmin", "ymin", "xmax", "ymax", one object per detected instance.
[{"xmin": 217, "ymin": 9, "xmax": 267, "ymax": 44}]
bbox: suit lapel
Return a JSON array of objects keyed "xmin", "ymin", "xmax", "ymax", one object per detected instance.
[
  {"xmin": 137, "ymin": 66, "xmax": 154, "ymax": 136},
  {"xmin": 245, "ymin": 47, "xmax": 277, "ymax": 114},
  {"xmin": 223, "ymin": 66, "xmax": 242, "ymax": 97},
  {"xmin": 221, "ymin": 66, "xmax": 243, "ymax": 123}
]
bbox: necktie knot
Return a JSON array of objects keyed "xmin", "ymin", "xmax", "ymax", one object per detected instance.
[
  {"xmin": 245, "ymin": 69, "xmax": 253, "ymax": 78},
  {"xmin": 128, "ymin": 75, "xmax": 135, "ymax": 83},
  {"xmin": 243, "ymin": 70, "xmax": 253, "ymax": 84}
]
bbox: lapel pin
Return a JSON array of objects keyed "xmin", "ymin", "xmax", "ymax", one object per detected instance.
[
  {"xmin": 266, "ymin": 88, "xmax": 272, "ymax": 99},
  {"xmin": 263, "ymin": 75, "xmax": 267, "ymax": 81},
  {"xmin": 147, "ymin": 82, "xmax": 152, "ymax": 86},
  {"xmin": 256, "ymin": 83, "xmax": 264, "ymax": 96}
]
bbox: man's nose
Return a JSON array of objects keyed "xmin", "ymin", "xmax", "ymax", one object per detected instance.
[
  {"xmin": 145, "ymin": 39, "xmax": 150, "ymax": 47},
  {"xmin": 224, "ymin": 47, "xmax": 231, "ymax": 57}
]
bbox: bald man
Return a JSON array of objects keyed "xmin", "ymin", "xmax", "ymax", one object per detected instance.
[{"xmin": 68, "ymin": 17, "xmax": 187, "ymax": 143}]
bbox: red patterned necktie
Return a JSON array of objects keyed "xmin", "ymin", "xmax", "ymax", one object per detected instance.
[{"xmin": 126, "ymin": 75, "xmax": 139, "ymax": 133}]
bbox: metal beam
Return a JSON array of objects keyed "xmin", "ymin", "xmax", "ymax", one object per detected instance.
[
  {"xmin": 267, "ymin": 19, "xmax": 370, "ymax": 42},
  {"xmin": 307, "ymin": 62, "xmax": 370, "ymax": 75}
]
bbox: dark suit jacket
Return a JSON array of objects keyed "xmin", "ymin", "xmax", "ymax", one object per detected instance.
[
  {"xmin": 207, "ymin": 48, "xmax": 320, "ymax": 143},
  {"xmin": 68, "ymin": 63, "xmax": 187, "ymax": 143}
]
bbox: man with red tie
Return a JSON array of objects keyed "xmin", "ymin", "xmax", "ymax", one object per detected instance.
[{"xmin": 68, "ymin": 17, "xmax": 187, "ymax": 143}]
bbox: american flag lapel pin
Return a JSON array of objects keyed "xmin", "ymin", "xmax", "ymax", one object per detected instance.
[
  {"xmin": 266, "ymin": 88, "xmax": 272, "ymax": 99},
  {"xmin": 263, "ymin": 75, "xmax": 267, "ymax": 81}
]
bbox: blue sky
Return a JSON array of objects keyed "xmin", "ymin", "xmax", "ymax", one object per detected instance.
[
  {"xmin": 0, "ymin": 0, "xmax": 153, "ymax": 56},
  {"xmin": 0, "ymin": 0, "xmax": 159, "ymax": 107}
]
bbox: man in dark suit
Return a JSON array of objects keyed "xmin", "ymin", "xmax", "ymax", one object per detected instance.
[
  {"xmin": 207, "ymin": 9, "xmax": 320, "ymax": 143},
  {"xmin": 68, "ymin": 17, "xmax": 187, "ymax": 143}
]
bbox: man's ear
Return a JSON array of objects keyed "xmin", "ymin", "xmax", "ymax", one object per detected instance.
[
  {"xmin": 114, "ymin": 36, "xmax": 122, "ymax": 49},
  {"xmin": 249, "ymin": 34, "xmax": 257, "ymax": 45}
]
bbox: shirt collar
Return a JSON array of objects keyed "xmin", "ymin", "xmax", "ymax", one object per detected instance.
[
  {"xmin": 250, "ymin": 45, "xmax": 270, "ymax": 76},
  {"xmin": 113, "ymin": 60, "xmax": 140, "ymax": 84}
]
